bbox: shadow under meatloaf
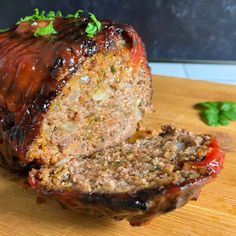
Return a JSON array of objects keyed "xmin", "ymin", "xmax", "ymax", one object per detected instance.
[
  {"xmin": 0, "ymin": 17, "xmax": 151, "ymax": 170},
  {"xmin": 29, "ymin": 126, "xmax": 225, "ymax": 226}
]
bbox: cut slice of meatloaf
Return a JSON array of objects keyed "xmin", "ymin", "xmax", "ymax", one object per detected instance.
[
  {"xmin": 0, "ymin": 16, "xmax": 151, "ymax": 171},
  {"xmin": 29, "ymin": 126, "xmax": 225, "ymax": 226}
]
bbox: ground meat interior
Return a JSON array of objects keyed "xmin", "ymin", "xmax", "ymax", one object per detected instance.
[
  {"xmin": 35, "ymin": 126, "xmax": 212, "ymax": 194},
  {"xmin": 27, "ymin": 37, "xmax": 151, "ymax": 165}
]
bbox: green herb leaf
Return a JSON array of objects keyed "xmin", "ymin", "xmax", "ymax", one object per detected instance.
[
  {"xmin": 85, "ymin": 13, "xmax": 102, "ymax": 38},
  {"xmin": 46, "ymin": 11, "xmax": 56, "ymax": 20},
  {"xmin": 224, "ymin": 110, "xmax": 236, "ymax": 120},
  {"xmin": 0, "ymin": 28, "xmax": 10, "ymax": 32},
  {"xmin": 202, "ymin": 109, "xmax": 219, "ymax": 126},
  {"xmin": 89, "ymin": 13, "xmax": 102, "ymax": 30},
  {"xmin": 34, "ymin": 21, "xmax": 58, "ymax": 37},
  {"xmin": 85, "ymin": 22, "xmax": 98, "ymax": 38},
  {"xmin": 195, "ymin": 101, "xmax": 236, "ymax": 126},
  {"xmin": 151, "ymin": 166, "xmax": 161, "ymax": 172},
  {"xmin": 219, "ymin": 113, "xmax": 229, "ymax": 126},
  {"xmin": 66, "ymin": 10, "xmax": 84, "ymax": 19},
  {"xmin": 56, "ymin": 11, "xmax": 63, "ymax": 17},
  {"xmin": 17, "ymin": 9, "xmax": 101, "ymax": 39},
  {"xmin": 17, "ymin": 8, "xmax": 63, "ymax": 24},
  {"xmin": 18, "ymin": 8, "xmax": 45, "ymax": 24},
  {"xmin": 110, "ymin": 65, "xmax": 116, "ymax": 73}
]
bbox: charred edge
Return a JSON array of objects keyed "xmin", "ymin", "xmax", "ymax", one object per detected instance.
[
  {"xmin": 9, "ymin": 159, "xmax": 40, "ymax": 174},
  {"xmin": 50, "ymin": 57, "xmax": 65, "ymax": 80},
  {"xmin": 113, "ymin": 199, "xmax": 147, "ymax": 211},
  {"xmin": 0, "ymin": 151, "xmax": 39, "ymax": 174},
  {"xmin": 30, "ymin": 161, "xmax": 217, "ymax": 215},
  {"xmin": 75, "ymin": 187, "xmax": 167, "ymax": 211},
  {"xmin": 161, "ymin": 199, "xmax": 177, "ymax": 213},
  {"xmin": 65, "ymin": 174, "xmax": 213, "ymax": 212},
  {"xmin": 81, "ymin": 39, "xmax": 98, "ymax": 57},
  {"xmin": 80, "ymin": 192, "xmax": 147, "ymax": 211}
]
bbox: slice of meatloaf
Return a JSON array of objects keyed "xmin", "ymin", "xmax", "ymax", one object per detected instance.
[
  {"xmin": 0, "ymin": 16, "xmax": 151, "ymax": 170},
  {"xmin": 29, "ymin": 126, "xmax": 225, "ymax": 226}
]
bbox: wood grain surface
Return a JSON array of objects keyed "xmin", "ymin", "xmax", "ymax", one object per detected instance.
[{"xmin": 0, "ymin": 75, "xmax": 235, "ymax": 236}]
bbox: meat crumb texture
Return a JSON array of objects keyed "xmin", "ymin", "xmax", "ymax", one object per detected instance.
[
  {"xmin": 27, "ymin": 45, "xmax": 151, "ymax": 165},
  {"xmin": 34, "ymin": 126, "xmax": 211, "ymax": 193}
]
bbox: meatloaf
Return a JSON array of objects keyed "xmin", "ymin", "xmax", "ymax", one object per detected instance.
[
  {"xmin": 0, "ymin": 12, "xmax": 225, "ymax": 227},
  {"xmin": 0, "ymin": 16, "xmax": 152, "ymax": 171},
  {"xmin": 29, "ymin": 126, "xmax": 225, "ymax": 226}
]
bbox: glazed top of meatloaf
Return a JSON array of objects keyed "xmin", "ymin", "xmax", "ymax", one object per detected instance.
[{"xmin": 0, "ymin": 16, "xmax": 149, "ymax": 162}]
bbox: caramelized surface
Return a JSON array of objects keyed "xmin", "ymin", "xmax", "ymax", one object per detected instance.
[{"xmin": 0, "ymin": 17, "xmax": 147, "ymax": 168}]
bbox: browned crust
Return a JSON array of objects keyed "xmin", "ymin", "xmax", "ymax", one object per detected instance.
[
  {"xmin": 0, "ymin": 17, "xmax": 150, "ymax": 170},
  {"xmin": 29, "ymin": 169, "xmax": 216, "ymax": 226}
]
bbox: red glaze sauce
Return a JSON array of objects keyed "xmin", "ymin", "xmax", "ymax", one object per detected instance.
[
  {"xmin": 195, "ymin": 137, "xmax": 225, "ymax": 175},
  {"xmin": 0, "ymin": 17, "xmax": 148, "ymax": 170}
]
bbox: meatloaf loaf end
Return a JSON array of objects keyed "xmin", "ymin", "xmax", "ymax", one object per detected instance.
[
  {"xmin": 0, "ymin": 16, "xmax": 152, "ymax": 170},
  {"xmin": 29, "ymin": 126, "xmax": 225, "ymax": 226}
]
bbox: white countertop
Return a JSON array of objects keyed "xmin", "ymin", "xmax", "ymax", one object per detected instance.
[{"xmin": 149, "ymin": 63, "xmax": 236, "ymax": 85}]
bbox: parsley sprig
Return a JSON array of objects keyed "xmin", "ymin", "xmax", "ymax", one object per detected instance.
[
  {"xmin": 17, "ymin": 8, "xmax": 62, "ymax": 24},
  {"xmin": 34, "ymin": 21, "xmax": 58, "ymax": 37},
  {"xmin": 195, "ymin": 101, "xmax": 236, "ymax": 126},
  {"xmin": 0, "ymin": 28, "xmax": 10, "ymax": 33},
  {"xmin": 66, "ymin": 10, "xmax": 84, "ymax": 19},
  {"xmin": 13, "ymin": 8, "xmax": 102, "ymax": 38},
  {"xmin": 85, "ymin": 13, "xmax": 102, "ymax": 38}
]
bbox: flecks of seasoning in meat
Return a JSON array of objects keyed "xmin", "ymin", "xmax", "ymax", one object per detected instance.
[{"xmin": 110, "ymin": 65, "xmax": 116, "ymax": 74}]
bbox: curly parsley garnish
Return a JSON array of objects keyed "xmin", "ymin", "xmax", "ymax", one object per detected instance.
[
  {"xmin": 66, "ymin": 10, "xmax": 84, "ymax": 19},
  {"xmin": 0, "ymin": 28, "xmax": 10, "ymax": 32},
  {"xmin": 16, "ymin": 8, "xmax": 101, "ymax": 38},
  {"xmin": 17, "ymin": 8, "xmax": 62, "ymax": 24},
  {"xmin": 34, "ymin": 21, "xmax": 58, "ymax": 37},
  {"xmin": 85, "ymin": 13, "xmax": 102, "ymax": 38},
  {"xmin": 195, "ymin": 101, "xmax": 236, "ymax": 126}
]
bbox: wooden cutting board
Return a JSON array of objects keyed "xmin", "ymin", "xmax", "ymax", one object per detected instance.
[{"xmin": 0, "ymin": 75, "xmax": 235, "ymax": 236}]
